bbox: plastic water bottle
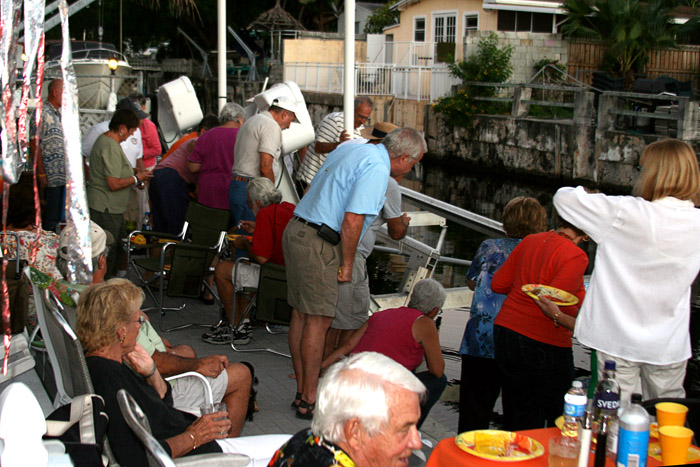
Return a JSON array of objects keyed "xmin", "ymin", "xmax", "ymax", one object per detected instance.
[
  {"xmin": 563, "ymin": 380, "xmax": 587, "ymax": 439},
  {"xmin": 616, "ymin": 393, "xmax": 650, "ymax": 467},
  {"xmin": 142, "ymin": 212, "xmax": 151, "ymax": 231}
]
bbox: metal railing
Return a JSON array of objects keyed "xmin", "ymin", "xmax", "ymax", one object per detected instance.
[{"xmin": 285, "ymin": 62, "xmax": 461, "ymax": 102}]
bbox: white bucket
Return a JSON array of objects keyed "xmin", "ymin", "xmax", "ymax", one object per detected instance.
[
  {"xmin": 157, "ymin": 76, "xmax": 203, "ymax": 150},
  {"xmin": 253, "ymin": 81, "xmax": 315, "ymax": 154}
]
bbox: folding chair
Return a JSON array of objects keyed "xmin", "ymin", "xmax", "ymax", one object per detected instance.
[
  {"xmin": 117, "ymin": 389, "xmax": 249, "ymax": 467},
  {"xmin": 26, "ymin": 268, "xmax": 215, "ymax": 465},
  {"xmin": 127, "ymin": 201, "xmax": 231, "ymax": 331},
  {"xmin": 230, "ymin": 259, "xmax": 291, "ymax": 357}
]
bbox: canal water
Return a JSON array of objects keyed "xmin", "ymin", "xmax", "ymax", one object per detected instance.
[{"xmin": 368, "ymin": 155, "xmax": 700, "ymax": 397}]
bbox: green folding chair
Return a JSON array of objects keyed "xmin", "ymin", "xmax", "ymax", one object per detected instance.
[
  {"xmin": 127, "ymin": 201, "xmax": 230, "ymax": 331},
  {"xmin": 231, "ymin": 260, "xmax": 292, "ymax": 357}
]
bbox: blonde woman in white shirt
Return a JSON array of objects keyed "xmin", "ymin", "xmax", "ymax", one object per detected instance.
[{"xmin": 553, "ymin": 138, "xmax": 700, "ymax": 404}]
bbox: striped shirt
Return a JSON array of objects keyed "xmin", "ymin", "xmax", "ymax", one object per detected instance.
[{"xmin": 295, "ymin": 112, "xmax": 363, "ymax": 184}]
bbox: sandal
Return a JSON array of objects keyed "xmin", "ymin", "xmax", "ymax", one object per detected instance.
[
  {"xmin": 290, "ymin": 392, "xmax": 302, "ymax": 409},
  {"xmin": 295, "ymin": 400, "xmax": 315, "ymax": 420}
]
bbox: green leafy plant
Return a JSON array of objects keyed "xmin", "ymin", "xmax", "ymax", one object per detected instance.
[
  {"xmin": 562, "ymin": 0, "xmax": 700, "ymax": 88},
  {"xmin": 433, "ymin": 33, "xmax": 514, "ymax": 127},
  {"xmin": 364, "ymin": 1, "xmax": 400, "ymax": 34}
]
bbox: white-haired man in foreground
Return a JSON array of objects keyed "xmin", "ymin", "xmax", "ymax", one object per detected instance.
[{"xmin": 269, "ymin": 352, "xmax": 425, "ymax": 467}]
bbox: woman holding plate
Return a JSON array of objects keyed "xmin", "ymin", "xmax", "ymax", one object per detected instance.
[
  {"xmin": 554, "ymin": 138, "xmax": 700, "ymax": 405},
  {"xmin": 491, "ymin": 218, "xmax": 589, "ymax": 431}
]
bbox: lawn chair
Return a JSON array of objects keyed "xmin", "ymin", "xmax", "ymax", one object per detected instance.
[
  {"xmin": 230, "ymin": 258, "xmax": 291, "ymax": 357},
  {"xmin": 117, "ymin": 389, "xmax": 249, "ymax": 467},
  {"xmin": 27, "ymin": 268, "xmax": 215, "ymax": 464},
  {"xmin": 127, "ymin": 201, "xmax": 230, "ymax": 332}
]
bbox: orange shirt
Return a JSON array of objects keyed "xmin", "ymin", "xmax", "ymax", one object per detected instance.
[{"xmin": 160, "ymin": 132, "xmax": 197, "ymax": 161}]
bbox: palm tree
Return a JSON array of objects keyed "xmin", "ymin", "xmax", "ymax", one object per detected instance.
[{"xmin": 562, "ymin": 0, "xmax": 699, "ymax": 88}]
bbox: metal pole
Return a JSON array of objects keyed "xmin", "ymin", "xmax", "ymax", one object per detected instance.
[
  {"xmin": 343, "ymin": 0, "xmax": 355, "ymax": 134},
  {"xmin": 217, "ymin": 0, "xmax": 226, "ymax": 113},
  {"xmin": 119, "ymin": 0, "xmax": 122, "ymax": 54}
]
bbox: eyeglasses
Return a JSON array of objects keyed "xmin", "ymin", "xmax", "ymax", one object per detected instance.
[
  {"xmin": 357, "ymin": 113, "xmax": 371, "ymax": 123},
  {"xmin": 132, "ymin": 316, "xmax": 146, "ymax": 326},
  {"xmin": 436, "ymin": 308, "xmax": 443, "ymax": 316}
]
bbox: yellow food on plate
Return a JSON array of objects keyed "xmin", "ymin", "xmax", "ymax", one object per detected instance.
[
  {"xmin": 131, "ymin": 234, "xmax": 146, "ymax": 245},
  {"xmin": 474, "ymin": 431, "xmax": 509, "ymax": 456}
]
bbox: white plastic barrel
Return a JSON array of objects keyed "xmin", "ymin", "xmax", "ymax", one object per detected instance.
[
  {"xmin": 253, "ymin": 81, "xmax": 315, "ymax": 154},
  {"xmin": 157, "ymin": 76, "xmax": 203, "ymax": 150}
]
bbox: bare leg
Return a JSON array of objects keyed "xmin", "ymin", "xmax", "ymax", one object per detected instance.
[
  {"xmin": 337, "ymin": 329, "xmax": 356, "ymax": 348},
  {"xmin": 214, "ymin": 261, "xmax": 234, "ymax": 322},
  {"xmin": 323, "ymin": 328, "xmax": 340, "ymax": 359},
  {"xmin": 288, "ymin": 308, "xmax": 305, "ymax": 395},
  {"xmin": 300, "ymin": 314, "xmax": 333, "ymax": 409},
  {"xmin": 222, "ymin": 362, "xmax": 252, "ymax": 437}
]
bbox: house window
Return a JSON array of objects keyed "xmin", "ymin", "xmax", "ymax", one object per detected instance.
[
  {"xmin": 414, "ymin": 17, "xmax": 426, "ymax": 42},
  {"xmin": 355, "ymin": 22, "xmax": 360, "ymax": 35},
  {"xmin": 464, "ymin": 14, "xmax": 478, "ymax": 33},
  {"xmin": 497, "ymin": 10, "xmax": 555, "ymax": 33},
  {"xmin": 434, "ymin": 13, "xmax": 456, "ymax": 43}
]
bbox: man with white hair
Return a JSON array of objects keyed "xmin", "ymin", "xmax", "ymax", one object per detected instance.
[
  {"xmin": 284, "ymin": 127, "xmax": 426, "ymax": 420},
  {"xmin": 269, "ymin": 352, "xmax": 425, "ymax": 467}
]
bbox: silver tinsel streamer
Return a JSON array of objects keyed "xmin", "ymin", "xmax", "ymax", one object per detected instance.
[
  {"xmin": 19, "ymin": 0, "xmax": 46, "ymax": 161},
  {"xmin": 58, "ymin": 0, "xmax": 92, "ymax": 284},
  {"xmin": 0, "ymin": 0, "xmax": 24, "ymax": 184}
]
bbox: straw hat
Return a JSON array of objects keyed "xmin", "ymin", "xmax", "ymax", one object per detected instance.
[{"xmin": 361, "ymin": 122, "xmax": 399, "ymax": 140}]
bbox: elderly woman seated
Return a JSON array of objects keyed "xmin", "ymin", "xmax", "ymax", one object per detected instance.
[
  {"xmin": 322, "ymin": 278, "xmax": 447, "ymax": 428},
  {"xmin": 203, "ymin": 177, "xmax": 294, "ymax": 345},
  {"xmin": 76, "ymin": 278, "xmax": 289, "ymax": 465}
]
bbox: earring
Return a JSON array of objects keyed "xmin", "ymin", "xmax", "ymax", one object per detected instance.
[{"xmin": 119, "ymin": 332, "xmax": 126, "ymax": 344}]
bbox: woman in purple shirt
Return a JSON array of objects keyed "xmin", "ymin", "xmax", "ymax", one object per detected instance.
[{"xmin": 188, "ymin": 103, "xmax": 245, "ymax": 211}]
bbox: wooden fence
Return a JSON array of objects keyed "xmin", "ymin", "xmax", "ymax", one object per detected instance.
[{"xmin": 567, "ymin": 40, "xmax": 700, "ymax": 95}]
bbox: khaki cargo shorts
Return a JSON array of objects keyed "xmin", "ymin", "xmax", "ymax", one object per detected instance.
[{"xmin": 283, "ymin": 218, "xmax": 341, "ymax": 318}]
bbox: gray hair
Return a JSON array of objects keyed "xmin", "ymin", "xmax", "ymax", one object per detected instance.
[
  {"xmin": 354, "ymin": 96, "xmax": 373, "ymax": 109},
  {"xmin": 312, "ymin": 352, "xmax": 426, "ymax": 444},
  {"xmin": 219, "ymin": 102, "xmax": 245, "ymax": 124},
  {"xmin": 407, "ymin": 278, "xmax": 446, "ymax": 315},
  {"xmin": 383, "ymin": 128, "xmax": 427, "ymax": 161},
  {"xmin": 247, "ymin": 177, "xmax": 282, "ymax": 208}
]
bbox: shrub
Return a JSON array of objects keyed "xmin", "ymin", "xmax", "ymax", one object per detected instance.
[{"xmin": 433, "ymin": 33, "xmax": 514, "ymax": 127}]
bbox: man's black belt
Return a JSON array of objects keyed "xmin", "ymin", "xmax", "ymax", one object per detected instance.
[{"xmin": 293, "ymin": 215, "xmax": 322, "ymax": 231}]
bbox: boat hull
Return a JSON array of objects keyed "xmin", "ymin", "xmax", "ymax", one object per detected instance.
[{"xmin": 45, "ymin": 60, "xmax": 133, "ymax": 109}]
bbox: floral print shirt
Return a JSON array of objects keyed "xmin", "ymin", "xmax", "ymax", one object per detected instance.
[
  {"xmin": 268, "ymin": 428, "xmax": 355, "ymax": 467},
  {"xmin": 460, "ymin": 237, "xmax": 521, "ymax": 359},
  {"xmin": 3, "ymin": 229, "xmax": 62, "ymax": 280}
]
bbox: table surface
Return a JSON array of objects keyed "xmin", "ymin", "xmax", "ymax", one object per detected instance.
[{"xmin": 425, "ymin": 427, "xmax": 700, "ymax": 467}]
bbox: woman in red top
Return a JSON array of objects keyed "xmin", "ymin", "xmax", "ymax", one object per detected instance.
[
  {"xmin": 204, "ymin": 177, "xmax": 295, "ymax": 345},
  {"xmin": 321, "ymin": 278, "xmax": 447, "ymax": 429},
  {"xmin": 491, "ymin": 218, "xmax": 588, "ymax": 431}
]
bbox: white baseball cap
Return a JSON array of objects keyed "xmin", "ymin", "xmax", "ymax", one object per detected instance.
[
  {"xmin": 270, "ymin": 96, "xmax": 300, "ymax": 123},
  {"xmin": 59, "ymin": 221, "xmax": 114, "ymax": 260}
]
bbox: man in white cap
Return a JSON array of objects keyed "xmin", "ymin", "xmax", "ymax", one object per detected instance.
[
  {"xmin": 57, "ymin": 221, "xmax": 114, "ymax": 285},
  {"xmin": 229, "ymin": 96, "xmax": 298, "ymax": 227}
]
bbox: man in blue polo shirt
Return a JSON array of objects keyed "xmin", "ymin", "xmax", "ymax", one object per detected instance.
[{"xmin": 282, "ymin": 127, "xmax": 426, "ymax": 419}]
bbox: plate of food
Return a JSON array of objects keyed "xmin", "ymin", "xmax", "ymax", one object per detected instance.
[
  {"xmin": 455, "ymin": 430, "xmax": 545, "ymax": 462},
  {"xmin": 521, "ymin": 284, "xmax": 579, "ymax": 306}
]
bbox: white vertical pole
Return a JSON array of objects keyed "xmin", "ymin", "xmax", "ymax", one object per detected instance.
[
  {"xmin": 344, "ymin": 0, "xmax": 355, "ymax": 134},
  {"xmin": 217, "ymin": 0, "xmax": 226, "ymax": 113}
]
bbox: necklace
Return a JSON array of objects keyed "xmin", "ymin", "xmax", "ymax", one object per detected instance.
[{"xmin": 555, "ymin": 229, "xmax": 575, "ymax": 242}]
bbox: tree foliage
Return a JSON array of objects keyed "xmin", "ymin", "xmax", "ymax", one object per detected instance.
[
  {"xmin": 364, "ymin": 1, "xmax": 399, "ymax": 34},
  {"xmin": 561, "ymin": 0, "xmax": 700, "ymax": 87},
  {"xmin": 433, "ymin": 33, "xmax": 514, "ymax": 127}
]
